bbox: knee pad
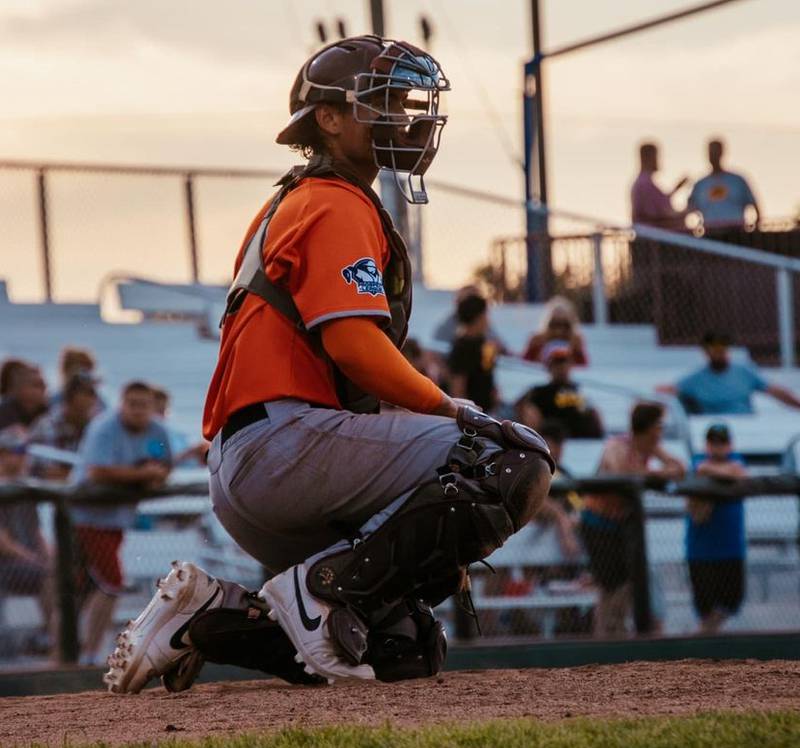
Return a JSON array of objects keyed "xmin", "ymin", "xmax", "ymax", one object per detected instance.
[
  {"xmin": 189, "ymin": 596, "xmax": 324, "ymax": 686},
  {"xmin": 305, "ymin": 412, "xmax": 552, "ymax": 615},
  {"xmin": 488, "ymin": 448, "xmax": 552, "ymax": 530},
  {"xmin": 307, "ymin": 475, "xmax": 510, "ymax": 613},
  {"xmin": 452, "ymin": 406, "xmax": 554, "ymax": 531}
]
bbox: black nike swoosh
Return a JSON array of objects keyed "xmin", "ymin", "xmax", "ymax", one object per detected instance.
[
  {"xmin": 294, "ymin": 566, "xmax": 321, "ymax": 631},
  {"xmin": 169, "ymin": 586, "xmax": 222, "ymax": 650}
]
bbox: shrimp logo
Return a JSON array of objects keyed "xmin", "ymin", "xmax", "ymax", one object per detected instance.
[{"xmin": 341, "ymin": 258, "xmax": 385, "ymax": 296}]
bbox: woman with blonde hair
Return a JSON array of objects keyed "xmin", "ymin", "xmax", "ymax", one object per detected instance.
[{"xmin": 523, "ymin": 296, "xmax": 589, "ymax": 365}]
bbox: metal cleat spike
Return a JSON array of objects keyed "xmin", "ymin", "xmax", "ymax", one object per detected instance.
[
  {"xmin": 304, "ymin": 665, "xmax": 315, "ymax": 676},
  {"xmin": 267, "ymin": 609, "xmax": 277, "ymax": 621},
  {"xmin": 327, "ymin": 678, "xmax": 335, "ymax": 685},
  {"xmin": 294, "ymin": 653, "xmax": 303, "ymax": 664}
]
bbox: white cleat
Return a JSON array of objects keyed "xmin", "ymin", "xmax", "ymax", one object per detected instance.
[
  {"xmin": 103, "ymin": 561, "xmax": 222, "ymax": 694},
  {"xmin": 259, "ymin": 562, "xmax": 375, "ymax": 683}
]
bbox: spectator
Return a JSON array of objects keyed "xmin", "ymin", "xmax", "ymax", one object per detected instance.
[
  {"xmin": 27, "ymin": 375, "xmax": 99, "ymax": 480},
  {"xmin": 631, "ymin": 142, "xmax": 689, "ymax": 230},
  {"xmin": 523, "ymin": 296, "xmax": 588, "ymax": 366},
  {"xmin": 688, "ymin": 139, "xmax": 760, "ymax": 229},
  {"xmin": 70, "ymin": 381, "xmax": 172, "ymax": 665},
  {"xmin": 433, "ymin": 284, "xmax": 507, "ymax": 351},
  {"xmin": 0, "ymin": 363, "xmax": 48, "ymax": 431},
  {"xmin": 0, "ymin": 428, "xmax": 55, "ymax": 655},
  {"xmin": 517, "ymin": 341, "xmax": 603, "ymax": 439},
  {"xmin": 686, "ymin": 423, "xmax": 747, "ymax": 634},
  {"xmin": 536, "ymin": 420, "xmax": 582, "ymax": 559},
  {"xmin": 580, "ymin": 401, "xmax": 685, "ymax": 637},
  {"xmin": 447, "ymin": 294, "xmax": 499, "ymax": 413},
  {"xmin": 0, "ymin": 359, "xmax": 29, "ymax": 399},
  {"xmin": 51, "ymin": 347, "xmax": 104, "ymax": 410},
  {"xmin": 659, "ymin": 331, "xmax": 800, "ymax": 414}
]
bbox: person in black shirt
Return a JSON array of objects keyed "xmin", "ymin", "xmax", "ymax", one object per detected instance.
[
  {"xmin": 518, "ymin": 341, "xmax": 603, "ymax": 439},
  {"xmin": 447, "ymin": 293, "xmax": 499, "ymax": 413}
]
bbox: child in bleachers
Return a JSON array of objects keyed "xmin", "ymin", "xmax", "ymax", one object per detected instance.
[{"xmin": 686, "ymin": 423, "xmax": 747, "ymax": 634}]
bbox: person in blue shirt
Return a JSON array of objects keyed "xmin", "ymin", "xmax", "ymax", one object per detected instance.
[
  {"xmin": 686, "ymin": 423, "xmax": 747, "ymax": 633},
  {"xmin": 688, "ymin": 139, "xmax": 760, "ymax": 229},
  {"xmin": 72, "ymin": 381, "xmax": 172, "ymax": 665},
  {"xmin": 660, "ymin": 331, "xmax": 800, "ymax": 415}
]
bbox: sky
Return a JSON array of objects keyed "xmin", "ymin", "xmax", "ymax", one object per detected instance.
[{"xmin": 0, "ymin": 0, "xmax": 798, "ymax": 301}]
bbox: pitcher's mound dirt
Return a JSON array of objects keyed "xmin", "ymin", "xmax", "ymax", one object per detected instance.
[{"xmin": 3, "ymin": 660, "xmax": 800, "ymax": 746}]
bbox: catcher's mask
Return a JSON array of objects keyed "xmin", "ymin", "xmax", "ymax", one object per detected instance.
[{"xmin": 276, "ymin": 35, "xmax": 450, "ymax": 205}]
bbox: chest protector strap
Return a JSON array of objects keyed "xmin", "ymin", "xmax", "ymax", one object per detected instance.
[{"xmin": 221, "ymin": 155, "xmax": 412, "ymax": 415}]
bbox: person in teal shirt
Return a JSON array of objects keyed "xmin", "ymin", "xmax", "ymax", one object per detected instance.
[
  {"xmin": 686, "ymin": 423, "xmax": 747, "ymax": 633},
  {"xmin": 688, "ymin": 139, "xmax": 760, "ymax": 229},
  {"xmin": 660, "ymin": 332, "xmax": 800, "ymax": 415}
]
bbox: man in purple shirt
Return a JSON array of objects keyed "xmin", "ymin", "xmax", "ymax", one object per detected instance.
[{"xmin": 631, "ymin": 142, "xmax": 689, "ymax": 230}]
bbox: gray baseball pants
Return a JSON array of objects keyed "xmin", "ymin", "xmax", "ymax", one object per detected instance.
[{"xmin": 207, "ymin": 399, "xmax": 490, "ymax": 575}]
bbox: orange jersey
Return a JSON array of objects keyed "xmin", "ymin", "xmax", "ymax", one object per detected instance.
[{"xmin": 202, "ymin": 178, "xmax": 391, "ymax": 439}]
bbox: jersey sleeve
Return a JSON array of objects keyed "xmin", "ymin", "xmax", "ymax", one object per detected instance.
[{"xmin": 272, "ymin": 182, "xmax": 391, "ymax": 331}]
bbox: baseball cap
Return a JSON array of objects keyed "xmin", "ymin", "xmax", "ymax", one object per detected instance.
[
  {"xmin": 542, "ymin": 340, "xmax": 572, "ymax": 364},
  {"xmin": 705, "ymin": 422, "xmax": 731, "ymax": 443}
]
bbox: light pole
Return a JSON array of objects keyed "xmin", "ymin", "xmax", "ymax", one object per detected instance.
[{"xmin": 522, "ymin": 0, "xmax": 747, "ymax": 301}]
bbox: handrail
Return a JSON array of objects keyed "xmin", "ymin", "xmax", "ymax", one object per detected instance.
[
  {"xmin": 4, "ymin": 471, "xmax": 799, "ymax": 507},
  {"xmin": 0, "ymin": 158, "xmax": 284, "ymax": 180}
]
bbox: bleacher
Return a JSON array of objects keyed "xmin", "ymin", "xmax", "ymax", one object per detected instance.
[{"xmin": 2, "ymin": 278, "xmax": 800, "ymax": 643}]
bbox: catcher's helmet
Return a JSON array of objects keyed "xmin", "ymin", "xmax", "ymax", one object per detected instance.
[{"xmin": 276, "ymin": 35, "xmax": 450, "ymax": 204}]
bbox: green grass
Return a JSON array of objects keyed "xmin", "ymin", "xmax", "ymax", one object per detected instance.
[{"xmin": 49, "ymin": 711, "xmax": 800, "ymax": 748}]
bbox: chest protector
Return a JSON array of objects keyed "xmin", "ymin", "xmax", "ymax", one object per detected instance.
[{"xmin": 221, "ymin": 155, "xmax": 412, "ymax": 414}]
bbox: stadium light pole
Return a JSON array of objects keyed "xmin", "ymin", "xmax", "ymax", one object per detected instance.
[{"xmin": 523, "ymin": 0, "xmax": 748, "ymax": 302}]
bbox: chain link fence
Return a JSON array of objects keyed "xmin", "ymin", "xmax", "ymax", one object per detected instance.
[
  {"xmin": 1, "ymin": 468, "xmax": 799, "ymax": 667},
  {"xmin": 0, "ymin": 162, "xmax": 524, "ymax": 304},
  {"xmin": 0, "ymin": 161, "xmax": 282, "ymax": 303},
  {"xmin": 490, "ymin": 223, "xmax": 800, "ymax": 365}
]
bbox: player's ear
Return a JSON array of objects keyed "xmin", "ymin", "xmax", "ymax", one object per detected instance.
[{"xmin": 315, "ymin": 104, "xmax": 344, "ymax": 137}]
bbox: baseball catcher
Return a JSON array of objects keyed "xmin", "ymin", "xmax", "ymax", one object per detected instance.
[{"xmin": 104, "ymin": 35, "xmax": 553, "ymax": 693}]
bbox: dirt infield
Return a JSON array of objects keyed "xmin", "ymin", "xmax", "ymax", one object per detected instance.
[{"xmin": 2, "ymin": 660, "xmax": 800, "ymax": 746}]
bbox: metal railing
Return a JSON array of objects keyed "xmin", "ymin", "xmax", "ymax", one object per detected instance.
[
  {"xmin": 0, "ymin": 159, "xmax": 285, "ymax": 302},
  {"xmin": 0, "ymin": 158, "xmax": 523, "ymax": 303},
  {"xmin": 491, "ymin": 223, "xmax": 800, "ymax": 366},
  {"xmin": 2, "ymin": 472, "xmax": 799, "ymax": 664},
  {"xmin": 0, "ymin": 479, "xmax": 208, "ymax": 663}
]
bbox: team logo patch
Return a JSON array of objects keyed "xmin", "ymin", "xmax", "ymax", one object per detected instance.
[{"xmin": 341, "ymin": 257, "xmax": 385, "ymax": 296}]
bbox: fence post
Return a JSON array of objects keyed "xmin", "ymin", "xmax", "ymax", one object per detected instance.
[
  {"xmin": 54, "ymin": 495, "xmax": 79, "ymax": 664},
  {"xmin": 625, "ymin": 487, "xmax": 652, "ymax": 635},
  {"xmin": 184, "ymin": 174, "xmax": 200, "ymax": 284},
  {"xmin": 37, "ymin": 169, "xmax": 53, "ymax": 303},
  {"xmin": 591, "ymin": 232, "xmax": 608, "ymax": 326},
  {"xmin": 777, "ymin": 267, "xmax": 795, "ymax": 368}
]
